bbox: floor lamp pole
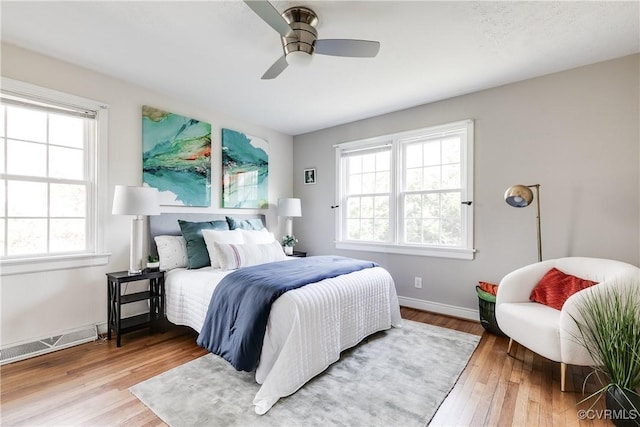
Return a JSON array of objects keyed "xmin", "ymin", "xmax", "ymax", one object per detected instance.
[
  {"xmin": 533, "ymin": 184, "xmax": 542, "ymax": 262},
  {"xmin": 504, "ymin": 183, "xmax": 542, "ymax": 263}
]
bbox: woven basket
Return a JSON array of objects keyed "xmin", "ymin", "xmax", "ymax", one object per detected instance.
[{"xmin": 476, "ymin": 286, "xmax": 507, "ymax": 337}]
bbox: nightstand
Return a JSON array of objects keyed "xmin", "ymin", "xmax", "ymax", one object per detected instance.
[
  {"xmin": 106, "ymin": 269, "xmax": 165, "ymax": 347},
  {"xmin": 291, "ymin": 251, "xmax": 307, "ymax": 257}
]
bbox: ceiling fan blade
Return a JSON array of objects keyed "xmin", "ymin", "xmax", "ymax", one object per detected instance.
[
  {"xmin": 261, "ymin": 55, "xmax": 288, "ymax": 80},
  {"xmin": 243, "ymin": 0, "xmax": 292, "ymax": 38},
  {"xmin": 315, "ymin": 39, "xmax": 380, "ymax": 58}
]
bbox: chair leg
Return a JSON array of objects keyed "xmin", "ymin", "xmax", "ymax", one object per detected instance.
[
  {"xmin": 507, "ymin": 338, "xmax": 514, "ymax": 355},
  {"xmin": 561, "ymin": 363, "xmax": 567, "ymax": 392}
]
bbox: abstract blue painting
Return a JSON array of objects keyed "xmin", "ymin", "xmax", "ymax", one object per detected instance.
[
  {"xmin": 221, "ymin": 128, "xmax": 268, "ymax": 209},
  {"xmin": 142, "ymin": 106, "xmax": 211, "ymax": 206}
]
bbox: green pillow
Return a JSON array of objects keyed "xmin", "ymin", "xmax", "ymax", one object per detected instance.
[
  {"xmin": 178, "ymin": 219, "xmax": 229, "ymax": 269},
  {"xmin": 225, "ymin": 216, "xmax": 264, "ymax": 230}
]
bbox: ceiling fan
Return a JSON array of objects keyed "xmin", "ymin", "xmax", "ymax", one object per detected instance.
[{"xmin": 244, "ymin": 0, "xmax": 381, "ymax": 79}]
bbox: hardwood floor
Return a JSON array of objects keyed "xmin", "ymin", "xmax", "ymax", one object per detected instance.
[{"xmin": 1, "ymin": 308, "xmax": 610, "ymax": 426}]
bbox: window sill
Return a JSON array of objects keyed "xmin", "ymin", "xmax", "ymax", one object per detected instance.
[
  {"xmin": 335, "ymin": 241, "xmax": 475, "ymax": 260},
  {"xmin": 0, "ymin": 253, "xmax": 111, "ymax": 276}
]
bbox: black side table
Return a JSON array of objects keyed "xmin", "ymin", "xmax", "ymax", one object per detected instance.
[
  {"xmin": 106, "ymin": 269, "xmax": 165, "ymax": 347},
  {"xmin": 292, "ymin": 251, "xmax": 307, "ymax": 257}
]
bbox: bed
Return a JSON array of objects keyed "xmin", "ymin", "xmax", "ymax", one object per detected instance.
[{"xmin": 149, "ymin": 213, "xmax": 402, "ymax": 414}]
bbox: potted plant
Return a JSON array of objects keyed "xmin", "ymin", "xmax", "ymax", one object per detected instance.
[
  {"xmin": 281, "ymin": 235, "xmax": 298, "ymax": 255},
  {"xmin": 571, "ymin": 281, "xmax": 640, "ymax": 427},
  {"xmin": 146, "ymin": 255, "xmax": 160, "ymax": 270}
]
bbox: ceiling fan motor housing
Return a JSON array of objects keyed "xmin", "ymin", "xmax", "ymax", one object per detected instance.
[{"xmin": 281, "ymin": 7, "xmax": 318, "ymax": 57}]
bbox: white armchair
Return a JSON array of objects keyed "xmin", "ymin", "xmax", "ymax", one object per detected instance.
[{"xmin": 495, "ymin": 257, "xmax": 639, "ymax": 391}]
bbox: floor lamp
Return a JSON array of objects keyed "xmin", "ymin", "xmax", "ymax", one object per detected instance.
[
  {"xmin": 504, "ymin": 184, "xmax": 542, "ymax": 262},
  {"xmin": 112, "ymin": 185, "xmax": 160, "ymax": 274}
]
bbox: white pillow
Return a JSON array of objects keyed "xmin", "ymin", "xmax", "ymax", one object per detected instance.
[
  {"xmin": 240, "ymin": 228, "xmax": 276, "ymax": 245},
  {"xmin": 154, "ymin": 235, "xmax": 188, "ymax": 271},
  {"xmin": 202, "ymin": 229, "xmax": 244, "ymax": 268},
  {"xmin": 214, "ymin": 240, "xmax": 286, "ymax": 270}
]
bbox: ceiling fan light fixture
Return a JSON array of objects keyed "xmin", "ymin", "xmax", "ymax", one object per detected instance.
[{"xmin": 286, "ymin": 50, "xmax": 313, "ymax": 66}]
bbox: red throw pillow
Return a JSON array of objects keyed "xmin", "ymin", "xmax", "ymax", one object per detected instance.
[
  {"xmin": 530, "ymin": 267, "xmax": 598, "ymax": 310},
  {"xmin": 479, "ymin": 281, "xmax": 499, "ymax": 296}
]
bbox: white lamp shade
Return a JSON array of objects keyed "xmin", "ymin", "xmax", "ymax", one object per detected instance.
[
  {"xmin": 277, "ymin": 198, "xmax": 302, "ymax": 217},
  {"xmin": 112, "ymin": 185, "xmax": 160, "ymax": 216}
]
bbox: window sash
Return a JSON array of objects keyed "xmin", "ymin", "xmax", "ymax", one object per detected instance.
[
  {"xmin": 339, "ymin": 144, "xmax": 394, "ymax": 244},
  {"xmin": 399, "ymin": 130, "xmax": 467, "ymax": 248},
  {"xmin": 400, "ymin": 189, "xmax": 463, "ymax": 247}
]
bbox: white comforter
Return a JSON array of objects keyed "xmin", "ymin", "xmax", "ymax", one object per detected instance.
[{"xmin": 165, "ymin": 264, "xmax": 402, "ymax": 414}]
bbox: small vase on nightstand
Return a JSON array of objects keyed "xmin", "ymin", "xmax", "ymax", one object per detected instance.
[
  {"xmin": 146, "ymin": 261, "xmax": 160, "ymax": 270},
  {"xmin": 284, "ymin": 246, "xmax": 293, "ymax": 255}
]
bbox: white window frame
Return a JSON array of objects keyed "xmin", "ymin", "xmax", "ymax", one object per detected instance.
[
  {"xmin": 335, "ymin": 119, "xmax": 475, "ymax": 260},
  {"xmin": 0, "ymin": 77, "xmax": 110, "ymax": 275}
]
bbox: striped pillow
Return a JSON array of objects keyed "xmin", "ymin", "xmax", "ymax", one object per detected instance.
[
  {"xmin": 214, "ymin": 241, "xmax": 286, "ymax": 270},
  {"xmin": 202, "ymin": 229, "xmax": 245, "ymax": 268},
  {"xmin": 529, "ymin": 268, "xmax": 598, "ymax": 310}
]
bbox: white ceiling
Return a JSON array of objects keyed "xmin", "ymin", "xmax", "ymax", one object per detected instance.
[{"xmin": 2, "ymin": 1, "xmax": 639, "ymax": 136}]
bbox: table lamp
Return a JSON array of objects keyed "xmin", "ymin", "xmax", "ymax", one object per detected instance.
[
  {"xmin": 112, "ymin": 185, "xmax": 160, "ymax": 274},
  {"xmin": 277, "ymin": 198, "xmax": 302, "ymax": 238}
]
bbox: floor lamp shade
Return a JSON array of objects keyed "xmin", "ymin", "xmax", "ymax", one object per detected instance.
[
  {"xmin": 504, "ymin": 184, "xmax": 542, "ymax": 262},
  {"xmin": 504, "ymin": 185, "xmax": 534, "ymax": 208},
  {"xmin": 277, "ymin": 198, "xmax": 302, "ymax": 237},
  {"xmin": 112, "ymin": 185, "xmax": 160, "ymax": 274}
]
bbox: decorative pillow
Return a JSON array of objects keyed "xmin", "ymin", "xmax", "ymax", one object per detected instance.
[
  {"xmin": 202, "ymin": 229, "xmax": 244, "ymax": 268},
  {"xmin": 154, "ymin": 235, "xmax": 188, "ymax": 271},
  {"xmin": 178, "ymin": 219, "xmax": 229, "ymax": 269},
  {"xmin": 530, "ymin": 267, "xmax": 598, "ymax": 310},
  {"xmin": 479, "ymin": 281, "xmax": 499, "ymax": 296},
  {"xmin": 214, "ymin": 240, "xmax": 286, "ymax": 270},
  {"xmin": 226, "ymin": 216, "xmax": 265, "ymax": 230},
  {"xmin": 240, "ymin": 228, "xmax": 276, "ymax": 245}
]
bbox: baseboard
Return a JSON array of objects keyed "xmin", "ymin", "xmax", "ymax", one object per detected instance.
[
  {"xmin": 96, "ymin": 322, "xmax": 108, "ymax": 336},
  {"xmin": 398, "ymin": 296, "xmax": 480, "ymax": 322}
]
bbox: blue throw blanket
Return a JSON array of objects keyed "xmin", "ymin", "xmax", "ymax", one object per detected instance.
[{"xmin": 196, "ymin": 256, "xmax": 378, "ymax": 372}]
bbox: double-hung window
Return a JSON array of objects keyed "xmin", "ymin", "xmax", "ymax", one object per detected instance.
[
  {"xmin": 336, "ymin": 120, "xmax": 474, "ymax": 260},
  {"xmin": 0, "ymin": 78, "xmax": 110, "ymax": 275}
]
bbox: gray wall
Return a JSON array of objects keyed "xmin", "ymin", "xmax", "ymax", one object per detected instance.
[{"xmin": 293, "ymin": 54, "xmax": 640, "ymax": 318}]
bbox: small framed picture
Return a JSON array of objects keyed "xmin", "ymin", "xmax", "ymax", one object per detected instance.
[{"xmin": 304, "ymin": 168, "xmax": 316, "ymax": 185}]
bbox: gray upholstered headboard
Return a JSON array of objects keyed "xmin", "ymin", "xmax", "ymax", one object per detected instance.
[{"xmin": 148, "ymin": 213, "xmax": 266, "ymax": 257}]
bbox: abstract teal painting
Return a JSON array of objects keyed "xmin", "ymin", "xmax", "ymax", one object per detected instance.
[
  {"xmin": 142, "ymin": 106, "xmax": 211, "ymax": 206},
  {"xmin": 221, "ymin": 128, "xmax": 268, "ymax": 209}
]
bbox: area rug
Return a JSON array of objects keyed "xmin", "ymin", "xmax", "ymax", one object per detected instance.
[{"xmin": 130, "ymin": 320, "xmax": 480, "ymax": 426}]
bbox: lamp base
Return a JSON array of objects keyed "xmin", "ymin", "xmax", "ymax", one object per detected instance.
[
  {"xmin": 285, "ymin": 217, "xmax": 293, "ymax": 237},
  {"xmin": 129, "ymin": 216, "xmax": 144, "ymax": 275}
]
